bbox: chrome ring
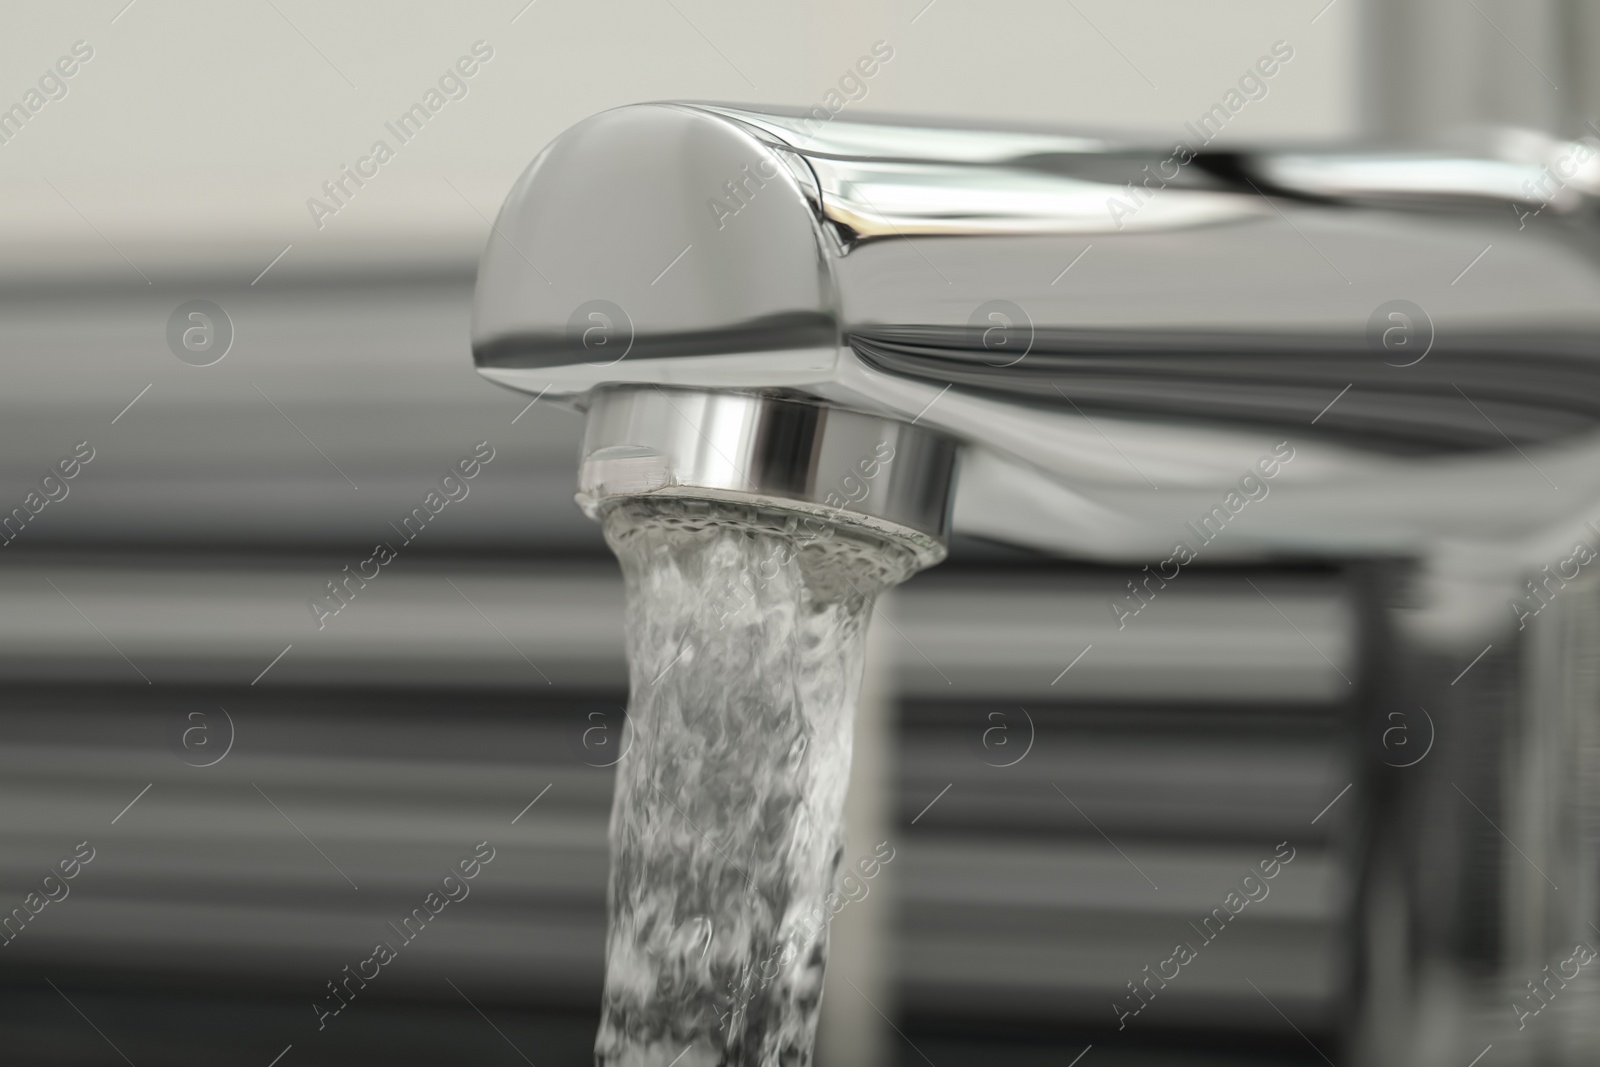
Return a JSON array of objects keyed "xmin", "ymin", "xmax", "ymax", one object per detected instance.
[{"xmin": 576, "ymin": 388, "xmax": 958, "ymax": 567}]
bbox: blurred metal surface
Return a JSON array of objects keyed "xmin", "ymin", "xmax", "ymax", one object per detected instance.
[
  {"xmin": 1363, "ymin": 0, "xmax": 1575, "ymax": 141},
  {"xmin": 0, "ymin": 270, "xmax": 605, "ymax": 548},
  {"xmin": 0, "ymin": 558, "xmax": 1349, "ymax": 698},
  {"xmin": 0, "ymin": 557, "xmax": 1355, "ymax": 1065}
]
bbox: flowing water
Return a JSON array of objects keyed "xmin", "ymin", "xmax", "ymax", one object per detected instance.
[{"xmin": 594, "ymin": 498, "xmax": 920, "ymax": 1067}]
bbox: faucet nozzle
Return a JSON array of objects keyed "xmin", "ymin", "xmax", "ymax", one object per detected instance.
[{"xmin": 576, "ymin": 388, "xmax": 957, "ymax": 569}]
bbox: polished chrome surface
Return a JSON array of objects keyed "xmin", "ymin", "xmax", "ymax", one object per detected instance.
[
  {"xmin": 576, "ymin": 387, "xmax": 956, "ymax": 565},
  {"xmin": 471, "ymin": 103, "xmax": 1600, "ymax": 570}
]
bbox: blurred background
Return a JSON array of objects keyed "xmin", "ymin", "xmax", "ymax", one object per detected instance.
[{"xmin": 0, "ymin": 1, "xmax": 1593, "ymax": 1064}]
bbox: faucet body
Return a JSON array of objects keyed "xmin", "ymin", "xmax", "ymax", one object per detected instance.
[{"xmin": 472, "ymin": 103, "xmax": 1600, "ymax": 1065}]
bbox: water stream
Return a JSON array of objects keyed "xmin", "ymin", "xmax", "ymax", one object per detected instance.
[{"xmin": 593, "ymin": 498, "xmax": 920, "ymax": 1067}]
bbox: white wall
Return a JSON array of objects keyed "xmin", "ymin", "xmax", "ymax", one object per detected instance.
[{"xmin": 0, "ymin": 0, "xmax": 1359, "ymax": 278}]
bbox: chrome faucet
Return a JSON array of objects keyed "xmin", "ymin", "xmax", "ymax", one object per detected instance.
[{"xmin": 471, "ymin": 103, "xmax": 1600, "ymax": 1066}]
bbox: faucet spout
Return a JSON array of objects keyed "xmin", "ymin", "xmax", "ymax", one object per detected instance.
[{"xmin": 470, "ymin": 102, "xmax": 1600, "ymax": 565}]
